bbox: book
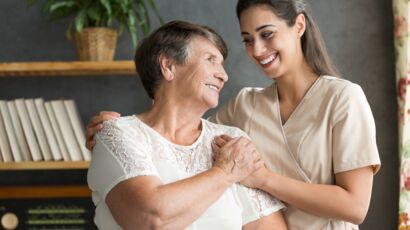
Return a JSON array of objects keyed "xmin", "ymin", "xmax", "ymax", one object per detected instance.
[
  {"xmin": 14, "ymin": 99, "xmax": 42, "ymax": 161},
  {"xmin": 34, "ymin": 98, "xmax": 62, "ymax": 161},
  {"xmin": 0, "ymin": 108, "xmax": 13, "ymax": 162},
  {"xmin": 7, "ymin": 101, "xmax": 31, "ymax": 161},
  {"xmin": 51, "ymin": 100, "xmax": 83, "ymax": 161},
  {"xmin": 64, "ymin": 100, "xmax": 91, "ymax": 161},
  {"xmin": 25, "ymin": 99, "xmax": 52, "ymax": 161},
  {"xmin": 44, "ymin": 102, "xmax": 70, "ymax": 161},
  {"xmin": 0, "ymin": 100, "xmax": 22, "ymax": 162}
]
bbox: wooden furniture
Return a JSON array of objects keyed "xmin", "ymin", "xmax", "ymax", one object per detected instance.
[
  {"xmin": 0, "ymin": 161, "xmax": 90, "ymax": 170},
  {"xmin": 0, "ymin": 61, "xmax": 135, "ymax": 170},
  {"xmin": 0, "ymin": 60, "xmax": 135, "ymax": 76}
]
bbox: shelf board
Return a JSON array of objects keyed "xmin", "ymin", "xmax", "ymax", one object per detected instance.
[
  {"xmin": 0, "ymin": 60, "xmax": 136, "ymax": 76},
  {"xmin": 0, "ymin": 185, "xmax": 91, "ymax": 199},
  {"xmin": 0, "ymin": 161, "xmax": 90, "ymax": 170}
]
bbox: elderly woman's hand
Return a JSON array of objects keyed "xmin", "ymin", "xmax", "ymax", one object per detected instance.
[
  {"xmin": 212, "ymin": 135, "xmax": 263, "ymax": 184},
  {"xmin": 213, "ymin": 135, "xmax": 268, "ymax": 189},
  {"xmin": 85, "ymin": 111, "xmax": 120, "ymax": 150}
]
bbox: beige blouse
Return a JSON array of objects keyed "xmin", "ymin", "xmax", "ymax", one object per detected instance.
[{"xmin": 209, "ymin": 75, "xmax": 381, "ymax": 230}]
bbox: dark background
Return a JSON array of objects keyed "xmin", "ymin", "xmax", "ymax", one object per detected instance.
[{"xmin": 0, "ymin": 0, "xmax": 397, "ymax": 229}]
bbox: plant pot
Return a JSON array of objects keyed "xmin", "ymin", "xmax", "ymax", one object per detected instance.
[{"xmin": 75, "ymin": 27, "xmax": 118, "ymax": 61}]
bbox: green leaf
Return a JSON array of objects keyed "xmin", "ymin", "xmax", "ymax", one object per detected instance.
[
  {"xmin": 99, "ymin": 0, "xmax": 112, "ymax": 16},
  {"xmin": 41, "ymin": 0, "xmax": 77, "ymax": 21},
  {"xmin": 146, "ymin": 0, "xmax": 163, "ymax": 24},
  {"xmin": 118, "ymin": 0, "xmax": 128, "ymax": 13},
  {"xmin": 75, "ymin": 9, "xmax": 87, "ymax": 32},
  {"xmin": 134, "ymin": 0, "xmax": 149, "ymax": 34},
  {"xmin": 87, "ymin": 8, "xmax": 100, "ymax": 22},
  {"xmin": 49, "ymin": 1, "xmax": 76, "ymax": 12},
  {"xmin": 127, "ymin": 12, "xmax": 138, "ymax": 47}
]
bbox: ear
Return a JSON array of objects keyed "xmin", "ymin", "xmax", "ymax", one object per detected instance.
[
  {"xmin": 159, "ymin": 54, "xmax": 175, "ymax": 81},
  {"xmin": 295, "ymin": 13, "xmax": 306, "ymax": 38}
]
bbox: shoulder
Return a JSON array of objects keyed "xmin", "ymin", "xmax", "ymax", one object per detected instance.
[
  {"xmin": 235, "ymin": 85, "xmax": 274, "ymax": 101},
  {"xmin": 319, "ymin": 75, "xmax": 365, "ymax": 98},
  {"xmin": 319, "ymin": 76, "xmax": 372, "ymax": 124},
  {"xmin": 97, "ymin": 115, "xmax": 148, "ymax": 143},
  {"xmin": 229, "ymin": 85, "xmax": 275, "ymax": 113},
  {"xmin": 202, "ymin": 119, "xmax": 248, "ymax": 138}
]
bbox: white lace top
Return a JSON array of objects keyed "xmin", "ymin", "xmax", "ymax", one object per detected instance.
[{"xmin": 87, "ymin": 116, "xmax": 285, "ymax": 230}]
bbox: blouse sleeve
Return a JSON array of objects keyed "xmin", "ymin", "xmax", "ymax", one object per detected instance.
[
  {"xmin": 235, "ymin": 184, "xmax": 285, "ymax": 226},
  {"xmin": 331, "ymin": 84, "xmax": 381, "ymax": 174},
  {"xmin": 87, "ymin": 119, "xmax": 160, "ymax": 200}
]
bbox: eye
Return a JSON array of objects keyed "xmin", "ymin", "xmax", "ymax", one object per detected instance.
[
  {"xmin": 261, "ymin": 31, "xmax": 274, "ymax": 39},
  {"xmin": 208, "ymin": 56, "xmax": 216, "ymax": 63},
  {"xmin": 241, "ymin": 37, "xmax": 253, "ymax": 46}
]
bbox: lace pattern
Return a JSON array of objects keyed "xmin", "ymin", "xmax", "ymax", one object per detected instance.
[{"xmin": 97, "ymin": 117, "xmax": 159, "ymax": 178}]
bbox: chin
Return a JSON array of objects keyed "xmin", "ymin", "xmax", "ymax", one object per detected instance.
[
  {"xmin": 209, "ymin": 101, "xmax": 219, "ymax": 108},
  {"xmin": 263, "ymin": 67, "xmax": 284, "ymax": 79},
  {"xmin": 206, "ymin": 98, "xmax": 219, "ymax": 108}
]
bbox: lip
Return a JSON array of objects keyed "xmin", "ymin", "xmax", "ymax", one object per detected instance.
[
  {"xmin": 205, "ymin": 83, "xmax": 222, "ymax": 92},
  {"xmin": 256, "ymin": 53, "xmax": 278, "ymax": 69}
]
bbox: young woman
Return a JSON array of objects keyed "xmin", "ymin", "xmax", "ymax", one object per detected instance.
[{"xmin": 86, "ymin": 1, "xmax": 380, "ymax": 229}]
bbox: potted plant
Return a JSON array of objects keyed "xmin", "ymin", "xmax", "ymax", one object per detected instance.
[{"xmin": 29, "ymin": 0, "xmax": 163, "ymax": 61}]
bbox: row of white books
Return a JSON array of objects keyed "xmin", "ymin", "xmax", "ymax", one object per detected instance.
[{"xmin": 0, "ymin": 98, "xmax": 91, "ymax": 162}]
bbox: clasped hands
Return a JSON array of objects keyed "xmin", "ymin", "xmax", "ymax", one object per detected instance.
[{"xmin": 212, "ymin": 135, "xmax": 268, "ymax": 188}]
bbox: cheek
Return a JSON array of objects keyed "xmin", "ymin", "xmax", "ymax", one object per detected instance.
[{"xmin": 245, "ymin": 46, "xmax": 255, "ymax": 60}]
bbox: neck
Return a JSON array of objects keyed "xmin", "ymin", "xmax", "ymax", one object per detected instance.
[
  {"xmin": 138, "ymin": 93, "xmax": 205, "ymax": 145},
  {"xmin": 276, "ymin": 60, "xmax": 318, "ymax": 105}
]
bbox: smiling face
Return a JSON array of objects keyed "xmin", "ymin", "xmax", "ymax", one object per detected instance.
[
  {"xmin": 239, "ymin": 5, "xmax": 303, "ymax": 79},
  {"xmin": 173, "ymin": 36, "xmax": 228, "ymax": 109}
]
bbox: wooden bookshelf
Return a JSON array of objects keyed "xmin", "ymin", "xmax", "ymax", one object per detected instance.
[
  {"xmin": 0, "ymin": 60, "xmax": 135, "ymax": 76},
  {"xmin": 0, "ymin": 185, "xmax": 91, "ymax": 199},
  {"xmin": 0, "ymin": 161, "xmax": 90, "ymax": 170}
]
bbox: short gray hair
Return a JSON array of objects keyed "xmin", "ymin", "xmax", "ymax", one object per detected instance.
[{"xmin": 135, "ymin": 20, "xmax": 228, "ymax": 99}]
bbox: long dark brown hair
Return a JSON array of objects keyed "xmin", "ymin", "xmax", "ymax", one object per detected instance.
[{"xmin": 236, "ymin": 0, "xmax": 339, "ymax": 77}]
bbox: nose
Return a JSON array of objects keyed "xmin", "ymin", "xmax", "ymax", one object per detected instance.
[
  {"xmin": 252, "ymin": 40, "xmax": 266, "ymax": 57},
  {"xmin": 215, "ymin": 67, "xmax": 228, "ymax": 83}
]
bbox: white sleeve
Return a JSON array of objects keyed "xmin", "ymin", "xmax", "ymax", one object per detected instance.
[
  {"xmin": 87, "ymin": 119, "xmax": 160, "ymax": 200},
  {"xmin": 235, "ymin": 184, "xmax": 285, "ymax": 226}
]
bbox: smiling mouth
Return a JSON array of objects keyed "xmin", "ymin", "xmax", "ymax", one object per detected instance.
[
  {"xmin": 205, "ymin": 84, "xmax": 220, "ymax": 92},
  {"xmin": 259, "ymin": 53, "xmax": 278, "ymax": 65}
]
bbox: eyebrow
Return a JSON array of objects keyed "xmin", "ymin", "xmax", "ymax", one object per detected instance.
[{"xmin": 241, "ymin": 24, "xmax": 276, "ymax": 35}]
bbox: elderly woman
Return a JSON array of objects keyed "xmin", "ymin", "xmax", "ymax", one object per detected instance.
[{"xmin": 87, "ymin": 20, "xmax": 286, "ymax": 230}]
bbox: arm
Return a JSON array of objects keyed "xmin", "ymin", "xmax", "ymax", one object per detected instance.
[
  {"xmin": 214, "ymin": 135, "xmax": 374, "ymax": 225},
  {"xmin": 251, "ymin": 166, "xmax": 373, "ymax": 225},
  {"xmin": 106, "ymin": 137, "xmax": 261, "ymax": 230},
  {"xmin": 243, "ymin": 212, "xmax": 287, "ymax": 230},
  {"xmin": 107, "ymin": 167, "xmax": 232, "ymax": 230}
]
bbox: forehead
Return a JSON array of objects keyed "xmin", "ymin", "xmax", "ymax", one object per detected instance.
[
  {"xmin": 239, "ymin": 6, "xmax": 282, "ymax": 31},
  {"xmin": 188, "ymin": 36, "xmax": 223, "ymax": 59}
]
